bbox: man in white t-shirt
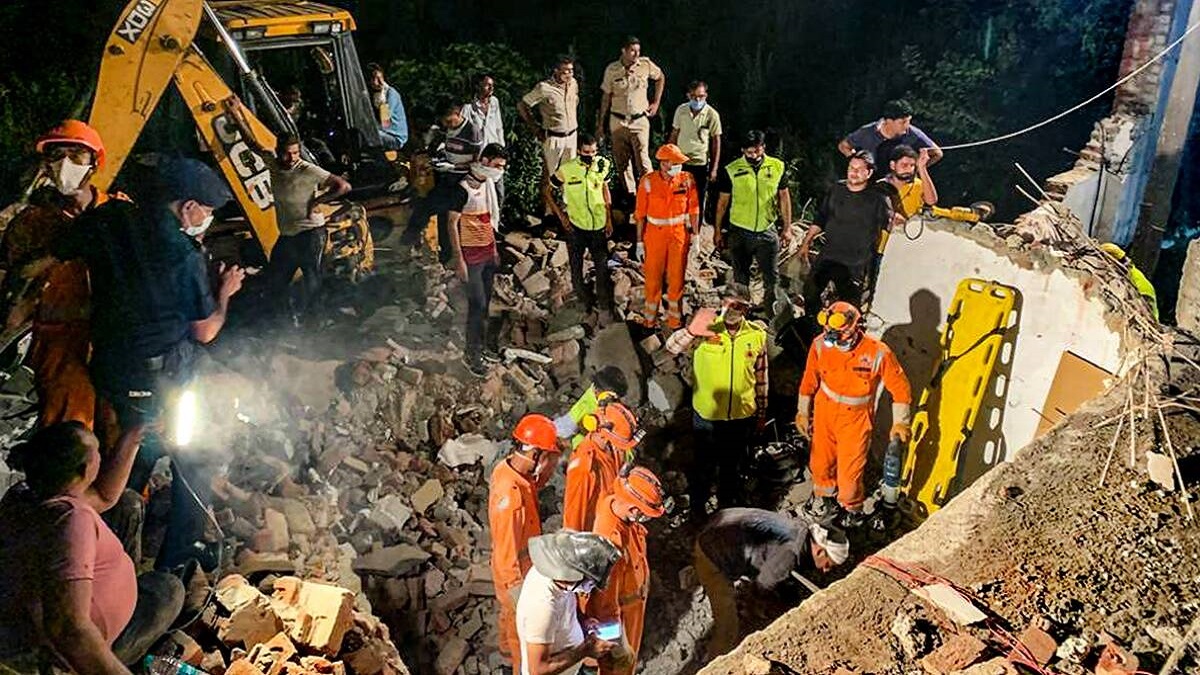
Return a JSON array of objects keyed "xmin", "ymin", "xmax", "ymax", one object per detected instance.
[{"xmin": 517, "ymin": 532, "xmax": 621, "ymax": 675}]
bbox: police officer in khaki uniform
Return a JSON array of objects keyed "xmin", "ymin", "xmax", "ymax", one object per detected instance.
[{"xmin": 597, "ymin": 36, "xmax": 666, "ymax": 196}]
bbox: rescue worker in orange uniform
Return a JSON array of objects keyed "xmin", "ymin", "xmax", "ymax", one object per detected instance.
[
  {"xmin": 795, "ymin": 301, "xmax": 912, "ymax": 528},
  {"xmin": 488, "ymin": 413, "xmax": 563, "ymax": 673},
  {"xmin": 634, "ymin": 144, "xmax": 699, "ymax": 330},
  {"xmin": 588, "ymin": 466, "xmax": 666, "ymax": 675},
  {"xmin": 563, "ymin": 400, "xmax": 641, "ymax": 532},
  {"xmin": 0, "ymin": 121, "xmax": 114, "ymax": 430}
]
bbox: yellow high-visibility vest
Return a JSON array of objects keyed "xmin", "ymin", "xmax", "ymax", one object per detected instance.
[
  {"xmin": 726, "ymin": 155, "xmax": 785, "ymax": 232},
  {"xmin": 691, "ymin": 320, "xmax": 768, "ymax": 421},
  {"xmin": 558, "ymin": 157, "xmax": 609, "ymax": 231}
]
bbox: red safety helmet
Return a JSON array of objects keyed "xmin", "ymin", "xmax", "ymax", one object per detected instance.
[
  {"xmin": 593, "ymin": 401, "xmax": 640, "ymax": 452},
  {"xmin": 36, "ymin": 120, "xmax": 106, "ymax": 169},
  {"xmin": 614, "ymin": 466, "xmax": 666, "ymax": 519},
  {"xmin": 513, "ymin": 413, "xmax": 560, "ymax": 453}
]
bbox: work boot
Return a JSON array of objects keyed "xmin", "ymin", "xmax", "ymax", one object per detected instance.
[
  {"xmin": 836, "ymin": 507, "xmax": 868, "ymax": 529},
  {"xmin": 461, "ymin": 353, "xmax": 487, "ymax": 378},
  {"xmin": 804, "ymin": 495, "xmax": 837, "ymax": 522}
]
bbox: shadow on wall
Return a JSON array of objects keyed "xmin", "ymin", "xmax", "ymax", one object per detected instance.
[{"xmin": 871, "ymin": 289, "xmax": 942, "ymax": 478}]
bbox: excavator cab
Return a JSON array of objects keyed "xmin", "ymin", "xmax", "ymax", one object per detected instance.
[{"xmin": 202, "ymin": 1, "xmax": 397, "ymax": 188}]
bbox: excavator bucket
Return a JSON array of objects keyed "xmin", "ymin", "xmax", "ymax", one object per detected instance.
[
  {"xmin": 174, "ymin": 46, "xmax": 280, "ymax": 256},
  {"xmin": 88, "ymin": 0, "xmax": 205, "ymax": 191}
]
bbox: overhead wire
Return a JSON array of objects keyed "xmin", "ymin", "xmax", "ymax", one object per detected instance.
[{"xmin": 938, "ymin": 20, "xmax": 1200, "ymax": 151}]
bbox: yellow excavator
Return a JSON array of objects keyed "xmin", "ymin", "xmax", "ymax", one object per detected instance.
[{"xmin": 84, "ymin": 0, "xmax": 414, "ymax": 280}]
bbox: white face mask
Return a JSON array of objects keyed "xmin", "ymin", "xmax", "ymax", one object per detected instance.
[
  {"xmin": 472, "ymin": 162, "xmax": 505, "ymax": 182},
  {"xmin": 666, "ymin": 164, "xmax": 682, "ymax": 177},
  {"xmin": 50, "ymin": 159, "xmax": 92, "ymax": 195},
  {"xmin": 185, "ymin": 214, "xmax": 214, "ymax": 237}
]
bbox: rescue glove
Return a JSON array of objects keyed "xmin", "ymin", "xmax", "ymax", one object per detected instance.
[
  {"xmin": 635, "ymin": 242, "xmax": 645, "ymax": 262},
  {"xmin": 889, "ymin": 422, "xmax": 912, "ymax": 443},
  {"xmin": 794, "ymin": 413, "xmax": 810, "ymax": 439}
]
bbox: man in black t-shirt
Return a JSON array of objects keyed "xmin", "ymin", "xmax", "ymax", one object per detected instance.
[
  {"xmin": 693, "ymin": 508, "xmax": 848, "ymax": 659},
  {"xmin": 798, "ymin": 151, "xmax": 893, "ymax": 312}
]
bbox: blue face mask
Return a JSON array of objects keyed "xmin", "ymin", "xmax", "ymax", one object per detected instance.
[{"xmin": 688, "ymin": 99, "xmax": 707, "ymax": 112}]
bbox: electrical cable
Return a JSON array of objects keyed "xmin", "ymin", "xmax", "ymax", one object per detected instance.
[
  {"xmin": 170, "ymin": 462, "xmax": 225, "ymax": 631},
  {"xmin": 939, "ymin": 19, "xmax": 1200, "ymax": 151}
]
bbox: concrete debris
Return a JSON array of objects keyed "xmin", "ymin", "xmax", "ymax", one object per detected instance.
[
  {"xmin": 437, "ymin": 433, "xmax": 500, "ymax": 468},
  {"xmin": 1011, "ymin": 625, "xmax": 1056, "ymax": 666},
  {"xmin": 410, "ymin": 479, "xmax": 444, "ymax": 514},
  {"xmin": 183, "ymin": 227, "xmax": 741, "ymax": 673},
  {"xmin": 1145, "ymin": 451, "xmax": 1175, "ymax": 490},
  {"xmin": 952, "ymin": 657, "xmax": 1018, "ymax": 675},
  {"xmin": 353, "ymin": 544, "xmax": 431, "ymax": 577},
  {"xmin": 1094, "ymin": 641, "xmax": 1139, "ymax": 675},
  {"xmin": 648, "ymin": 373, "xmax": 687, "ymax": 412},
  {"xmin": 911, "ymin": 584, "xmax": 988, "ymax": 625}
]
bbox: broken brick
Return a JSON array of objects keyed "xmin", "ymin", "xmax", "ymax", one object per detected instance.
[
  {"xmin": 410, "ymin": 479, "xmax": 444, "ymax": 514},
  {"xmin": 272, "ymin": 577, "xmax": 356, "ymax": 656},
  {"xmin": 225, "ymin": 659, "xmax": 267, "ymax": 675},
  {"xmin": 920, "ymin": 633, "xmax": 987, "ymax": 674},
  {"xmin": 247, "ymin": 632, "xmax": 297, "ymax": 675},
  {"xmin": 1011, "ymin": 625, "xmax": 1056, "ymax": 666},
  {"xmin": 434, "ymin": 636, "xmax": 470, "ymax": 675},
  {"xmin": 219, "ymin": 595, "xmax": 283, "ymax": 649},
  {"xmin": 430, "ymin": 586, "xmax": 469, "ymax": 615},
  {"xmin": 1095, "ymin": 642, "xmax": 1139, "ymax": 675}
]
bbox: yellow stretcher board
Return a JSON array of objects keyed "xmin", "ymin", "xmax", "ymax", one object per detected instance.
[
  {"xmin": 899, "ymin": 278, "xmax": 1019, "ymax": 521},
  {"xmin": 89, "ymin": 0, "xmax": 204, "ymax": 192}
]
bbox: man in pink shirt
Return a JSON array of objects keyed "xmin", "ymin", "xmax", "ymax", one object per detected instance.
[{"xmin": 0, "ymin": 422, "xmax": 183, "ymax": 673}]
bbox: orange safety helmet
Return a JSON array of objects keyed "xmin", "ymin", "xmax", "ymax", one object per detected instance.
[
  {"xmin": 591, "ymin": 401, "xmax": 640, "ymax": 452},
  {"xmin": 817, "ymin": 301, "xmax": 863, "ymax": 349},
  {"xmin": 513, "ymin": 413, "xmax": 560, "ymax": 453},
  {"xmin": 614, "ymin": 466, "xmax": 666, "ymax": 519},
  {"xmin": 36, "ymin": 120, "xmax": 106, "ymax": 169}
]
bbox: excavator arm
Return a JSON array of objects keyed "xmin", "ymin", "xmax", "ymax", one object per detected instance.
[
  {"xmin": 87, "ymin": 0, "xmax": 280, "ymax": 257},
  {"xmin": 89, "ymin": 0, "xmax": 204, "ymax": 191},
  {"xmin": 175, "ymin": 46, "xmax": 279, "ymax": 255}
]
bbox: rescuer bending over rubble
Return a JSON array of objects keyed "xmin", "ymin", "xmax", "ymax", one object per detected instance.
[
  {"xmin": 0, "ymin": 422, "xmax": 184, "ymax": 673},
  {"xmin": 694, "ymin": 508, "xmax": 849, "ymax": 660}
]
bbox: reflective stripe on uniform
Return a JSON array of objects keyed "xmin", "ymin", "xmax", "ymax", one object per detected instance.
[
  {"xmin": 819, "ymin": 381, "xmax": 873, "ymax": 407},
  {"xmin": 647, "ymin": 214, "xmax": 686, "ymax": 226}
]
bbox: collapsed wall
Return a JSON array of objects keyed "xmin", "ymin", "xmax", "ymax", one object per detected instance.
[{"xmin": 696, "ymin": 218, "xmax": 1200, "ymax": 674}]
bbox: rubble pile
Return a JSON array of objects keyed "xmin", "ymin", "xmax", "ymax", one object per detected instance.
[
  {"xmin": 189, "ymin": 227, "xmax": 760, "ymax": 673},
  {"xmin": 155, "ymin": 574, "xmax": 412, "ymax": 675}
]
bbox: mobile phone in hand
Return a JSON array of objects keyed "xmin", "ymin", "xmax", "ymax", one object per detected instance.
[{"xmin": 595, "ymin": 621, "xmax": 622, "ymax": 642}]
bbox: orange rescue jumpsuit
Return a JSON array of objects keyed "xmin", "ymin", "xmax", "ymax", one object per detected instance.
[
  {"xmin": 0, "ymin": 189, "xmax": 114, "ymax": 429},
  {"xmin": 563, "ymin": 435, "xmax": 622, "ymax": 532},
  {"xmin": 635, "ymin": 170, "xmax": 698, "ymax": 329},
  {"xmin": 799, "ymin": 334, "xmax": 911, "ymax": 510},
  {"xmin": 589, "ymin": 494, "xmax": 650, "ymax": 675},
  {"xmin": 487, "ymin": 458, "xmax": 542, "ymax": 671}
]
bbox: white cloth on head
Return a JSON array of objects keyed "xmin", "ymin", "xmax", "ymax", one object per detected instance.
[{"xmin": 810, "ymin": 522, "xmax": 850, "ymax": 565}]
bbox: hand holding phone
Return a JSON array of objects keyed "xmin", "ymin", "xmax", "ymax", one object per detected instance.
[{"xmin": 595, "ymin": 621, "xmax": 622, "ymax": 642}]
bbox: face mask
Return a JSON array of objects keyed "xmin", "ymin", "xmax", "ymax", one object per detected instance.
[
  {"xmin": 895, "ymin": 172, "xmax": 915, "ymax": 183},
  {"xmin": 745, "ymin": 154, "xmax": 763, "ymax": 167},
  {"xmin": 688, "ymin": 99, "xmax": 706, "ymax": 112},
  {"xmin": 666, "ymin": 164, "xmax": 682, "ymax": 177},
  {"xmin": 471, "ymin": 162, "xmax": 505, "ymax": 182},
  {"xmin": 185, "ymin": 214, "xmax": 214, "ymax": 238},
  {"xmin": 579, "ymin": 154, "xmax": 595, "ymax": 165},
  {"xmin": 51, "ymin": 158, "xmax": 92, "ymax": 195},
  {"xmin": 724, "ymin": 309, "xmax": 744, "ymax": 326}
]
